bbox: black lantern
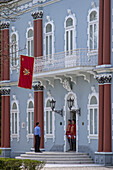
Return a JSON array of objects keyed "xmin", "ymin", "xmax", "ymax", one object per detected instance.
[
  {"xmin": 67, "ymin": 97, "xmax": 81, "ymax": 116},
  {"xmin": 50, "ymin": 99, "xmax": 56, "ymax": 111},
  {"xmin": 50, "ymin": 99, "xmax": 63, "ymax": 117},
  {"xmin": 67, "ymin": 97, "xmax": 74, "ymax": 110}
]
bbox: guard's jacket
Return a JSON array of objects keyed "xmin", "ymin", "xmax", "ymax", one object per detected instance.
[
  {"xmin": 66, "ymin": 123, "xmax": 72, "ymax": 139},
  {"xmin": 71, "ymin": 124, "xmax": 76, "ymax": 139}
]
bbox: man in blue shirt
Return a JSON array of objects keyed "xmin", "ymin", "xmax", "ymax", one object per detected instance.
[{"xmin": 34, "ymin": 122, "xmax": 41, "ymax": 152}]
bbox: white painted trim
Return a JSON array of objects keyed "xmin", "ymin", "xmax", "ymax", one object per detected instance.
[
  {"xmin": 44, "ymin": 18, "xmax": 55, "ymax": 61},
  {"xmin": 44, "ymin": 96, "xmax": 55, "ymax": 142},
  {"xmin": 87, "ymin": 7, "xmax": 99, "ymax": 55},
  {"xmin": 64, "ymin": 11, "xmax": 77, "ymax": 67},
  {"xmin": 26, "ymin": 94, "xmax": 34, "ymax": 142},
  {"xmin": 87, "ymin": 88, "xmax": 99, "ymax": 143},
  {"xmin": 26, "ymin": 23, "xmax": 34, "ymax": 57},
  {"xmin": 10, "ymin": 95, "xmax": 20, "ymax": 142},
  {"xmin": 10, "ymin": 27, "xmax": 19, "ymax": 74},
  {"xmin": 64, "ymin": 91, "xmax": 79, "ymax": 152}
]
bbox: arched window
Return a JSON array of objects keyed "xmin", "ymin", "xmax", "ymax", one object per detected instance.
[
  {"xmin": 11, "ymin": 33, "xmax": 18, "ymax": 66},
  {"xmin": 12, "ymin": 102, "xmax": 18, "ymax": 135},
  {"xmin": 65, "ymin": 16, "xmax": 75, "ymax": 55},
  {"xmin": 11, "ymin": 98, "xmax": 19, "ymax": 142},
  {"xmin": 27, "ymin": 28, "xmax": 33, "ymax": 56},
  {"xmin": 89, "ymin": 95, "xmax": 98, "ymax": 135},
  {"xmin": 27, "ymin": 101, "xmax": 34, "ymax": 135},
  {"xmin": 46, "ymin": 99, "xmax": 53, "ymax": 136},
  {"xmin": 45, "ymin": 22, "xmax": 54, "ymax": 60},
  {"xmin": 88, "ymin": 10, "xmax": 98, "ymax": 51}
]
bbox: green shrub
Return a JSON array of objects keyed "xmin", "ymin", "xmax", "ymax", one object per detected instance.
[{"xmin": 0, "ymin": 158, "xmax": 44, "ymax": 170}]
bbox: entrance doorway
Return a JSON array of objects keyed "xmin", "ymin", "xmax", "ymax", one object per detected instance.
[{"xmin": 64, "ymin": 92, "xmax": 79, "ymax": 152}]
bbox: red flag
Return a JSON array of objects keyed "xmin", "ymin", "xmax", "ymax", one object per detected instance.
[{"xmin": 18, "ymin": 55, "xmax": 34, "ymax": 89}]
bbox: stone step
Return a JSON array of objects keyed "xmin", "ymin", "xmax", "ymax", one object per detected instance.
[
  {"xmin": 15, "ymin": 152, "xmax": 94, "ymax": 164},
  {"xmin": 19, "ymin": 154, "xmax": 90, "ymax": 159},
  {"xmin": 17, "ymin": 155, "xmax": 92, "ymax": 161}
]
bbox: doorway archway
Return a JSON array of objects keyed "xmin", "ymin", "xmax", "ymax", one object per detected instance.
[{"xmin": 64, "ymin": 91, "xmax": 79, "ymax": 152}]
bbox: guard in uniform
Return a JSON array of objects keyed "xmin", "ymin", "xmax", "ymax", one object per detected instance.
[
  {"xmin": 66, "ymin": 119, "xmax": 72, "ymax": 150},
  {"xmin": 71, "ymin": 119, "xmax": 76, "ymax": 151}
]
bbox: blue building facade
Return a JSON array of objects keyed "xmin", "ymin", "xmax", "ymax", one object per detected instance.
[{"xmin": 0, "ymin": 0, "xmax": 113, "ymax": 165}]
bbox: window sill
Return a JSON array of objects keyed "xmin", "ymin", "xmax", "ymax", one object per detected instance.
[
  {"xmin": 87, "ymin": 50, "xmax": 98, "ymax": 56},
  {"xmin": 89, "ymin": 135, "xmax": 98, "ymax": 139},
  {"xmin": 46, "ymin": 134, "xmax": 53, "ymax": 138}
]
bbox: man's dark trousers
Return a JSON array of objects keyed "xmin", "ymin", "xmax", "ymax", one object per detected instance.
[{"xmin": 35, "ymin": 135, "xmax": 40, "ymax": 152}]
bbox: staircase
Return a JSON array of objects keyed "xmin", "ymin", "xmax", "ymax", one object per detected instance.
[{"xmin": 16, "ymin": 152, "xmax": 94, "ymax": 164}]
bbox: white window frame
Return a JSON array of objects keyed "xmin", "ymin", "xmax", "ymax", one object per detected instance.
[
  {"xmin": 11, "ymin": 96, "xmax": 19, "ymax": 142},
  {"xmin": 10, "ymin": 28, "xmax": 19, "ymax": 71},
  {"xmin": 87, "ymin": 7, "xmax": 99, "ymax": 55},
  {"xmin": 64, "ymin": 13, "xmax": 76, "ymax": 55},
  {"xmin": 87, "ymin": 90, "xmax": 99, "ymax": 143},
  {"xmin": 44, "ymin": 97, "xmax": 55, "ymax": 142},
  {"xmin": 26, "ymin": 27, "xmax": 34, "ymax": 57},
  {"xmin": 26, "ymin": 98, "xmax": 34, "ymax": 141},
  {"xmin": 44, "ymin": 20, "xmax": 55, "ymax": 62}
]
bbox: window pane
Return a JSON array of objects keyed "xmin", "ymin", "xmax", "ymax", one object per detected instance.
[
  {"xmin": 46, "ymin": 100, "xmax": 51, "ymax": 107},
  {"xmin": 12, "ymin": 34, "xmax": 16, "ymax": 42},
  {"xmin": 46, "ymin": 24, "xmax": 52, "ymax": 33},
  {"xmin": 28, "ymin": 112, "xmax": 30, "ymax": 134},
  {"xmin": 28, "ymin": 101, "xmax": 33, "ymax": 108},
  {"xmin": 50, "ymin": 111, "xmax": 52, "ymax": 134},
  {"xmin": 15, "ymin": 113, "xmax": 17, "ymax": 134},
  {"xmin": 66, "ymin": 18, "xmax": 73, "ymax": 27},
  {"xmin": 12, "ymin": 103, "xmax": 17, "ymax": 109},
  {"xmin": 46, "ymin": 36, "xmax": 48, "ymax": 56},
  {"xmin": 28, "ymin": 29, "xmax": 33, "ymax": 38},
  {"xmin": 28, "ymin": 41, "xmax": 30, "ymax": 56},
  {"xmin": 90, "ymin": 11, "xmax": 97, "ymax": 21},
  {"xmin": 46, "ymin": 111, "xmax": 48, "ymax": 134},
  {"xmin": 66, "ymin": 31, "xmax": 69, "ymax": 51},
  {"xmin": 32, "ymin": 112, "xmax": 34, "ymax": 134},
  {"xmin": 70, "ymin": 30, "xmax": 73, "ymax": 51},
  {"xmin": 14, "ymin": 44, "xmax": 17, "ymax": 65},
  {"xmin": 94, "ymin": 109, "xmax": 97, "ymax": 134},
  {"xmin": 90, "ymin": 25, "xmax": 93, "ymax": 50},
  {"xmin": 49, "ymin": 35, "xmax": 52, "ymax": 56},
  {"xmin": 12, "ymin": 113, "xmax": 14, "ymax": 134},
  {"xmin": 90, "ymin": 96, "xmax": 97, "ymax": 105},
  {"xmin": 94, "ymin": 24, "xmax": 97, "ymax": 49},
  {"xmin": 90, "ymin": 109, "xmax": 93, "ymax": 134},
  {"xmin": 31, "ymin": 40, "xmax": 34, "ymax": 56}
]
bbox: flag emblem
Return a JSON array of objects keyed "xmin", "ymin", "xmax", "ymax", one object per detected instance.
[{"xmin": 23, "ymin": 68, "xmax": 30, "ymax": 76}]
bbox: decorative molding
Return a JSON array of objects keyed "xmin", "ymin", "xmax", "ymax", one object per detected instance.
[
  {"xmin": 0, "ymin": 22, "xmax": 10, "ymax": 29},
  {"xmin": 0, "ymin": 87, "xmax": 10, "ymax": 96},
  {"xmin": 62, "ymin": 79, "xmax": 72, "ymax": 92},
  {"xmin": 96, "ymin": 74, "xmax": 112, "ymax": 84},
  {"xmin": 31, "ymin": 10, "xmax": 43, "ymax": 19},
  {"xmin": 33, "ymin": 82, "xmax": 43, "ymax": 91},
  {"xmin": 91, "ymin": 2, "xmax": 96, "ymax": 8}
]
